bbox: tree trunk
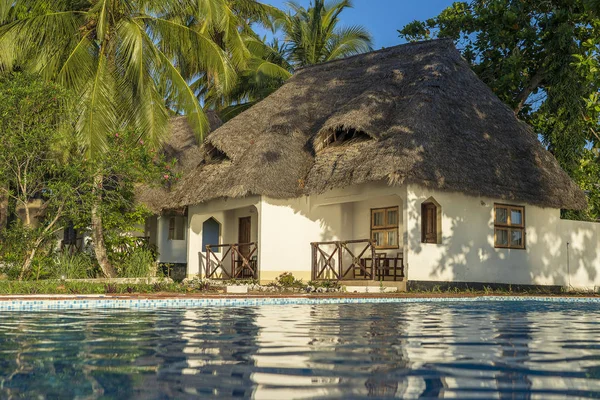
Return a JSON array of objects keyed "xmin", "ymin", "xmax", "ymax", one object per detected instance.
[
  {"xmin": 91, "ymin": 173, "xmax": 117, "ymax": 278},
  {"xmin": 514, "ymin": 68, "xmax": 545, "ymax": 115},
  {"xmin": 19, "ymin": 203, "xmax": 65, "ymax": 281},
  {"xmin": 19, "ymin": 242, "xmax": 39, "ymax": 280}
]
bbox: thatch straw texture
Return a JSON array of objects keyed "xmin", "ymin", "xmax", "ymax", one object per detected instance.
[{"xmin": 168, "ymin": 39, "xmax": 586, "ymax": 210}]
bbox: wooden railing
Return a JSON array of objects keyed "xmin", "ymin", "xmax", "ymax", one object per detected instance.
[
  {"xmin": 204, "ymin": 242, "xmax": 258, "ymax": 280},
  {"xmin": 311, "ymin": 239, "xmax": 404, "ymax": 281}
]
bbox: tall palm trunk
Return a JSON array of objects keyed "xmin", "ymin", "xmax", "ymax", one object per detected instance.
[{"xmin": 91, "ymin": 172, "xmax": 117, "ymax": 278}]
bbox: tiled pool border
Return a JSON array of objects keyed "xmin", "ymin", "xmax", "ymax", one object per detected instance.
[{"xmin": 0, "ymin": 296, "xmax": 599, "ymax": 311}]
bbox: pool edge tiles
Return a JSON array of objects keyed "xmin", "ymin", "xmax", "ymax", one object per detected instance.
[{"xmin": 0, "ymin": 296, "xmax": 599, "ymax": 311}]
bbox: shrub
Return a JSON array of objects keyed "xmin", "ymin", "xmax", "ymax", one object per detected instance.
[
  {"xmin": 276, "ymin": 272, "xmax": 303, "ymax": 288},
  {"xmin": 119, "ymin": 247, "xmax": 156, "ymax": 278},
  {"xmin": 53, "ymin": 252, "xmax": 95, "ymax": 279}
]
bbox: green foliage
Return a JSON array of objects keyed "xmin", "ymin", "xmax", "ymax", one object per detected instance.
[
  {"xmin": 211, "ymin": 37, "xmax": 293, "ymax": 121},
  {"xmin": 308, "ymin": 279, "xmax": 342, "ymax": 290},
  {"xmin": 399, "ymin": 0, "xmax": 600, "ymax": 219},
  {"xmin": 0, "ymin": 73, "xmax": 86, "ymax": 279},
  {"xmin": 222, "ymin": 278, "xmax": 259, "ymax": 286},
  {"xmin": 0, "ymin": 222, "xmax": 45, "ymax": 279},
  {"xmin": 52, "ymin": 252, "xmax": 96, "ymax": 279},
  {"xmin": 0, "ymin": 0, "xmax": 245, "ymax": 156},
  {"xmin": 83, "ymin": 129, "xmax": 173, "ymax": 265},
  {"xmin": 279, "ymin": 0, "xmax": 373, "ymax": 67},
  {"xmin": 118, "ymin": 247, "xmax": 156, "ymax": 278},
  {"xmin": 275, "ymin": 272, "xmax": 301, "ymax": 287},
  {"xmin": 0, "ymin": 280, "xmax": 186, "ymax": 295}
]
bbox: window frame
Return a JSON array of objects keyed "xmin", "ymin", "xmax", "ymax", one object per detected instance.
[
  {"xmin": 168, "ymin": 216, "xmax": 185, "ymax": 241},
  {"xmin": 421, "ymin": 202, "xmax": 438, "ymax": 244},
  {"xmin": 370, "ymin": 206, "xmax": 399, "ymax": 250},
  {"xmin": 493, "ymin": 203, "xmax": 525, "ymax": 250}
]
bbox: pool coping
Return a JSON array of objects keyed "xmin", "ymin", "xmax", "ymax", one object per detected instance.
[{"xmin": 0, "ymin": 294, "xmax": 599, "ymax": 310}]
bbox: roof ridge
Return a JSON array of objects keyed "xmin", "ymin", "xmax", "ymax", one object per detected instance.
[{"xmin": 294, "ymin": 38, "xmax": 455, "ymax": 73}]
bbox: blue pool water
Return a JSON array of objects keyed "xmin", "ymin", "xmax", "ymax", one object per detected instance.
[{"xmin": 1, "ymin": 300, "xmax": 600, "ymax": 399}]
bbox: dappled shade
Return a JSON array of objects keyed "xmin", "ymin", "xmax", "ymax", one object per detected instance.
[{"xmin": 167, "ymin": 40, "xmax": 586, "ymax": 211}]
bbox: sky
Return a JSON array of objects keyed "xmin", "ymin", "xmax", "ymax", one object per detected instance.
[{"xmin": 256, "ymin": 0, "xmax": 457, "ymax": 48}]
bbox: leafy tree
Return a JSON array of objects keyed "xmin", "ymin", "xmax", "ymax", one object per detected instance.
[
  {"xmin": 399, "ymin": 0, "xmax": 600, "ymax": 220},
  {"xmin": 0, "ymin": 73, "xmax": 85, "ymax": 279},
  {"xmin": 0, "ymin": 0, "xmax": 247, "ymax": 276},
  {"xmin": 278, "ymin": 0, "xmax": 373, "ymax": 67}
]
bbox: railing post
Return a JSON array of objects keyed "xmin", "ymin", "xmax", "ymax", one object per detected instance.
[
  {"xmin": 337, "ymin": 242, "xmax": 343, "ymax": 281},
  {"xmin": 312, "ymin": 243, "xmax": 318, "ymax": 280},
  {"xmin": 231, "ymin": 244, "xmax": 237, "ymax": 278},
  {"xmin": 206, "ymin": 245, "xmax": 211, "ymax": 279},
  {"xmin": 198, "ymin": 252, "xmax": 202, "ymax": 279},
  {"xmin": 370, "ymin": 240, "xmax": 376, "ymax": 281}
]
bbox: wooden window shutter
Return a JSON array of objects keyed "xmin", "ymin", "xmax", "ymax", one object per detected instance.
[{"xmin": 421, "ymin": 203, "xmax": 437, "ymax": 244}]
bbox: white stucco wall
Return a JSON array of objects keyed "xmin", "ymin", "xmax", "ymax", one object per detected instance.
[
  {"xmin": 406, "ymin": 184, "xmax": 600, "ymax": 289},
  {"xmin": 155, "ymin": 216, "xmax": 187, "ymax": 264},
  {"xmin": 259, "ymin": 182, "xmax": 406, "ymax": 281}
]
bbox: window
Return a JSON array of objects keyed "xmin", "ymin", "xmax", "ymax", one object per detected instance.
[
  {"xmin": 202, "ymin": 217, "xmax": 221, "ymax": 250},
  {"xmin": 421, "ymin": 202, "xmax": 438, "ymax": 244},
  {"xmin": 204, "ymin": 143, "xmax": 228, "ymax": 163},
  {"xmin": 494, "ymin": 204, "xmax": 525, "ymax": 249},
  {"xmin": 63, "ymin": 223, "xmax": 77, "ymax": 245},
  {"xmin": 317, "ymin": 127, "xmax": 371, "ymax": 151},
  {"xmin": 371, "ymin": 206, "xmax": 399, "ymax": 249},
  {"xmin": 168, "ymin": 217, "xmax": 185, "ymax": 241}
]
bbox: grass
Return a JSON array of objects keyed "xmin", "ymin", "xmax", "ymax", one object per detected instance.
[
  {"xmin": 0, "ymin": 276, "xmax": 597, "ymax": 296},
  {"xmin": 0, "ymin": 280, "xmax": 190, "ymax": 295}
]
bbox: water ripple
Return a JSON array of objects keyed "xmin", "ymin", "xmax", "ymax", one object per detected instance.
[{"xmin": 0, "ymin": 301, "xmax": 600, "ymax": 398}]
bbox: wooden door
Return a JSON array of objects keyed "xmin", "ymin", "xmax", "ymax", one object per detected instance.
[
  {"xmin": 238, "ymin": 217, "xmax": 252, "ymax": 258},
  {"xmin": 421, "ymin": 203, "xmax": 437, "ymax": 243}
]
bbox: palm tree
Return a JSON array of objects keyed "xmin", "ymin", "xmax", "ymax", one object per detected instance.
[
  {"xmin": 207, "ymin": 0, "xmax": 372, "ymax": 120},
  {"xmin": 204, "ymin": 0, "xmax": 372, "ymax": 121},
  {"xmin": 0, "ymin": 0, "xmax": 252, "ymax": 277},
  {"xmin": 172, "ymin": 0, "xmax": 289, "ymax": 120},
  {"xmin": 280, "ymin": 0, "xmax": 373, "ymax": 67},
  {"xmin": 202, "ymin": 36, "xmax": 293, "ymax": 121}
]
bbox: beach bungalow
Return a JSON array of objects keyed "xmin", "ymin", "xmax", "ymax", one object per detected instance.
[{"xmin": 164, "ymin": 39, "xmax": 600, "ymax": 291}]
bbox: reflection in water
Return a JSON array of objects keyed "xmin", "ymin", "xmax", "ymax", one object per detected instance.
[{"xmin": 0, "ymin": 301, "xmax": 600, "ymax": 399}]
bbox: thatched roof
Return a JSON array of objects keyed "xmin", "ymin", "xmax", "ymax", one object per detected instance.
[
  {"xmin": 167, "ymin": 39, "xmax": 586, "ymax": 210},
  {"xmin": 136, "ymin": 113, "xmax": 222, "ymax": 213}
]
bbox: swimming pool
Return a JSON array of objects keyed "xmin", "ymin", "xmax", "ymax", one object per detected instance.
[{"xmin": 1, "ymin": 300, "xmax": 599, "ymax": 398}]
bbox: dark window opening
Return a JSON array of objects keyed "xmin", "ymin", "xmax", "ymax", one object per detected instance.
[
  {"xmin": 63, "ymin": 223, "xmax": 77, "ymax": 245},
  {"xmin": 421, "ymin": 202, "xmax": 438, "ymax": 244},
  {"xmin": 204, "ymin": 143, "xmax": 228, "ymax": 163},
  {"xmin": 319, "ymin": 127, "xmax": 371, "ymax": 150}
]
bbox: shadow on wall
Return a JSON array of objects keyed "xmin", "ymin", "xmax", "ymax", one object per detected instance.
[{"xmin": 408, "ymin": 194, "xmax": 600, "ymax": 287}]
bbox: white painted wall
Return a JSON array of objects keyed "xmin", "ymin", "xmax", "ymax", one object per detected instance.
[
  {"xmin": 155, "ymin": 216, "xmax": 187, "ymax": 264},
  {"xmin": 258, "ymin": 197, "xmax": 343, "ymax": 280},
  {"xmin": 259, "ymin": 182, "xmax": 406, "ymax": 281},
  {"xmin": 406, "ymin": 184, "xmax": 600, "ymax": 289}
]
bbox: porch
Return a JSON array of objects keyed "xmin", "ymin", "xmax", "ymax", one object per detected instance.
[
  {"xmin": 311, "ymin": 239, "xmax": 405, "ymax": 282},
  {"xmin": 188, "ymin": 199, "xmax": 260, "ymax": 280},
  {"xmin": 204, "ymin": 242, "xmax": 259, "ymax": 280}
]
